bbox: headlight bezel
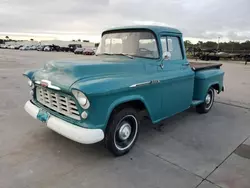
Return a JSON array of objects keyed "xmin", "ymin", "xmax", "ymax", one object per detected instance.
[
  {"xmin": 23, "ymin": 75, "xmax": 34, "ymax": 89},
  {"xmin": 28, "ymin": 79, "xmax": 34, "ymax": 87},
  {"xmin": 72, "ymin": 89, "xmax": 90, "ymax": 109}
]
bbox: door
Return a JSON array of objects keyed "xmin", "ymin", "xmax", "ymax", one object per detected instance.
[{"xmin": 158, "ymin": 35, "xmax": 194, "ymax": 119}]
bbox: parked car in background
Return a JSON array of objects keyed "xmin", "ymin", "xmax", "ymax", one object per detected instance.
[
  {"xmin": 4, "ymin": 44, "xmax": 11, "ymax": 49},
  {"xmin": 60, "ymin": 46, "xmax": 70, "ymax": 52},
  {"xmin": 14, "ymin": 45, "xmax": 23, "ymax": 49},
  {"xmin": 43, "ymin": 46, "xmax": 51, "ymax": 51},
  {"xmin": 5, "ymin": 45, "xmax": 12, "ymax": 49},
  {"xmin": 74, "ymin": 48, "xmax": 85, "ymax": 54},
  {"xmin": 29, "ymin": 45, "xmax": 38, "ymax": 50},
  {"xmin": 37, "ymin": 45, "xmax": 45, "ymax": 51},
  {"xmin": 9, "ymin": 45, "xmax": 16, "ymax": 49},
  {"xmin": 83, "ymin": 48, "xmax": 95, "ymax": 55},
  {"xmin": 20, "ymin": 45, "xmax": 30, "ymax": 50},
  {"xmin": 52, "ymin": 45, "xmax": 61, "ymax": 52},
  {"xmin": 69, "ymin": 44, "xmax": 82, "ymax": 52},
  {"xmin": 23, "ymin": 25, "xmax": 224, "ymax": 156},
  {"xmin": 44, "ymin": 45, "xmax": 61, "ymax": 52}
]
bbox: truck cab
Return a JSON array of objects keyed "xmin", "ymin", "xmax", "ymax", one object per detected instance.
[{"xmin": 24, "ymin": 25, "xmax": 224, "ymax": 156}]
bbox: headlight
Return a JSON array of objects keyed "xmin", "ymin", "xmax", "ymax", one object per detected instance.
[
  {"xmin": 28, "ymin": 79, "xmax": 34, "ymax": 87},
  {"xmin": 24, "ymin": 75, "xmax": 34, "ymax": 88},
  {"xmin": 72, "ymin": 90, "xmax": 90, "ymax": 109}
]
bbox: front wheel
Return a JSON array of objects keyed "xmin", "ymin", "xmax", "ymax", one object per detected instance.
[
  {"xmin": 105, "ymin": 108, "xmax": 139, "ymax": 156},
  {"xmin": 196, "ymin": 87, "xmax": 215, "ymax": 114}
]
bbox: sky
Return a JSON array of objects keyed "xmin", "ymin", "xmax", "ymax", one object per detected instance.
[{"xmin": 0, "ymin": 0, "xmax": 249, "ymax": 43}]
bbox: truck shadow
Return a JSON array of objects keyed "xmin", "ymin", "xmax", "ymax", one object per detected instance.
[{"xmin": 139, "ymin": 107, "xmax": 196, "ymax": 135}]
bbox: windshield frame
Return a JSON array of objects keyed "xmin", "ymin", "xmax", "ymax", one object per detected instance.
[{"xmin": 98, "ymin": 29, "xmax": 160, "ymax": 60}]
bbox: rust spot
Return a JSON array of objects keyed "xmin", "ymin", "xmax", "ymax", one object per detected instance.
[{"xmin": 234, "ymin": 144, "xmax": 250, "ymax": 159}]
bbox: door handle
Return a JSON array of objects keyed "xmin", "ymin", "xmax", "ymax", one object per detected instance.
[{"xmin": 182, "ymin": 63, "xmax": 189, "ymax": 66}]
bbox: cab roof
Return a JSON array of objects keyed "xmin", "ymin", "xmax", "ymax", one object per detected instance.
[{"xmin": 102, "ymin": 25, "xmax": 182, "ymax": 35}]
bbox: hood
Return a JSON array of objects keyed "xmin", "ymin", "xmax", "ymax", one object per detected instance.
[{"xmin": 32, "ymin": 57, "xmax": 145, "ymax": 93}]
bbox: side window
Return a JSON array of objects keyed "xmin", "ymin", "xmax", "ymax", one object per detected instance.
[{"xmin": 167, "ymin": 36, "xmax": 183, "ymax": 60}]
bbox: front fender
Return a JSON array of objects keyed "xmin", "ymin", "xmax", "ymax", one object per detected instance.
[
  {"xmin": 105, "ymin": 95, "xmax": 152, "ymax": 126},
  {"xmin": 23, "ymin": 70, "xmax": 37, "ymax": 80}
]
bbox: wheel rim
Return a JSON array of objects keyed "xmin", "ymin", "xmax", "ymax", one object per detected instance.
[
  {"xmin": 205, "ymin": 89, "xmax": 214, "ymax": 110},
  {"xmin": 205, "ymin": 94, "xmax": 211, "ymax": 104},
  {"xmin": 119, "ymin": 123, "xmax": 132, "ymax": 140},
  {"xmin": 114, "ymin": 115, "xmax": 138, "ymax": 151}
]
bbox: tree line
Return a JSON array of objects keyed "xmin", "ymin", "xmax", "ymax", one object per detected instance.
[{"xmin": 184, "ymin": 40, "xmax": 250, "ymax": 53}]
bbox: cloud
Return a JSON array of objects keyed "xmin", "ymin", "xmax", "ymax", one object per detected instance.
[{"xmin": 0, "ymin": 0, "xmax": 249, "ymax": 41}]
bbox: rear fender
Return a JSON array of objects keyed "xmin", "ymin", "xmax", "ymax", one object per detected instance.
[{"xmin": 193, "ymin": 69, "xmax": 224, "ymax": 101}]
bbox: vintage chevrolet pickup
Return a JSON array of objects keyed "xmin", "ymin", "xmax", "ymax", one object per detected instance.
[{"xmin": 24, "ymin": 25, "xmax": 224, "ymax": 156}]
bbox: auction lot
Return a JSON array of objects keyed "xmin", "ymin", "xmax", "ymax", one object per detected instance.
[{"xmin": 0, "ymin": 49, "xmax": 250, "ymax": 188}]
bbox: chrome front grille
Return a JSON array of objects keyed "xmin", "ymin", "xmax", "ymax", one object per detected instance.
[{"xmin": 36, "ymin": 86, "xmax": 80, "ymax": 120}]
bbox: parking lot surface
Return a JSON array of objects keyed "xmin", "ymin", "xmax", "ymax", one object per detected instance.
[{"xmin": 0, "ymin": 50, "xmax": 250, "ymax": 188}]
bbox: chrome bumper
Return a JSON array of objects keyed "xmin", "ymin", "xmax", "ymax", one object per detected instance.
[{"xmin": 24, "ymin": 100, "xmax": 104, "ymax": 144}]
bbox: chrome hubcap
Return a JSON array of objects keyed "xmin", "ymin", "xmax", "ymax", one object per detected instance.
[
  {"xmin": 119, "ymin": 123, "xmax": 131, "ymax": 140},
  {"xmin": 205, "ymin": 94, "xmax": 211, "ymax": 104},
  {"xmin": 114, "ymin": 115, "xmax": 138, "ymax": 151}
]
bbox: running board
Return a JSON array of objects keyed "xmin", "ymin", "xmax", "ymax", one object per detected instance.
[{"xmin": 191, "ymin": 100, "xmax": 203, "ymax": 106}]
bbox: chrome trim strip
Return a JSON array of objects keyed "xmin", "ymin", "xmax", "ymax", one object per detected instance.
[
  {"xmin": 49, "ymin": 85, "xmax": 61, "ymax": 90},
  {"xmin": 130, "ymin": 81, "xmax": 151, "ymax": 88},
  {"xmin": 130, "ymin": 80, "xmax": 160, "ymax": 88}
]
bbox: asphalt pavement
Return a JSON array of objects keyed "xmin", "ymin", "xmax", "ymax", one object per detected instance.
[{"xmin": 0, "ymin": 50, "xmax": 249, "ymax": 188}]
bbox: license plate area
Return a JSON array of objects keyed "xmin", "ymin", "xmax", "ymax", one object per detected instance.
[{"xmin": 37, "ymin": 109, "xmax": 50, "ymax": 122}]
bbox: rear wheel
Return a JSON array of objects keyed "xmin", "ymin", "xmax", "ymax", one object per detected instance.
[
  {"xmin": 196, "ymin": 87, "xmax": 215, "ymax": 114},
  {"xmin": 105, "ymin": 107, "xmax": 139, "ymax": 156}
]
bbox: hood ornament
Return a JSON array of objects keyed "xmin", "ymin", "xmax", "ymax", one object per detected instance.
[{"xmin": 35, "ymin": 80, "xmax": 61, "ymax": 90}]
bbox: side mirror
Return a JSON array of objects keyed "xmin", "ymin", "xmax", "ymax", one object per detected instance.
[
  {"xmin": 162, "ymin": 51, "xmax": 171, "ymax": 60},
  {"xmin": 159, "ymin": 51, "xmax": 171, "ymax": 69}
]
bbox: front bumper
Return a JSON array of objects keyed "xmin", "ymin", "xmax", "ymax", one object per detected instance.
[{"xmin": 24, "ymin": 100, "xmax": 104, "ymax": 144}]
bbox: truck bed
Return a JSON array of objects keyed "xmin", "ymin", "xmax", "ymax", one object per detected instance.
[{"xmin": 189, "ymin": 62, "xmax": 222, "ymax": 71}]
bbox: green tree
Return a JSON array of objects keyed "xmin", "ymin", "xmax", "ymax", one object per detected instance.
[
  {"xmin": 184, "ymin": 40, "xmax": 192, "ymax": 47},
  {"xmin": 203, "ymin": 41, "xmax": 217, "ymax": 49},
  {"xmin": 197, "ymin": 41, "xmax": 203, "ymax": 48}
]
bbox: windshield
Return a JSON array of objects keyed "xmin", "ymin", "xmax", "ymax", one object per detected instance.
[{"xmin": 96, "ymin": 31, "xmax": 159, "ymax": 59}]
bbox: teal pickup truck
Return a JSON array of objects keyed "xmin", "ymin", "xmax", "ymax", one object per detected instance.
[{"xmin": 24, "ymin": 25, "xmax": 224, "ymax": 156}]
